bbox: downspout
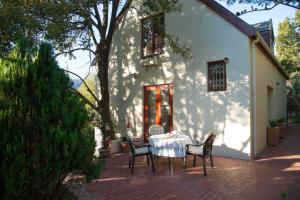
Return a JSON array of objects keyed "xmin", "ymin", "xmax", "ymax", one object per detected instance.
[{"xmin": 250, "ymin": 36, "xmax": 259, "ymax": 160}]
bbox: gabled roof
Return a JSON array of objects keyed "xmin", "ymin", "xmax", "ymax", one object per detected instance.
[{"xmin": 198, "ymin": 0, "xmax": 289, "ymax": 79}]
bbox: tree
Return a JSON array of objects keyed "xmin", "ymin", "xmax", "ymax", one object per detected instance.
[
  {"xmin": 276, "ymin": 11, "xmax": 300, "ymax": 75},
  {"xmin": 78, "ymin": 76, "xmax": 97, "ymax": 118},
  {"xmin": 0, "ymin": 0, "xmax": 191, "ymax": 138},
  {"xmin": 0, "ymin": 0, "xmax": 191, "ymax": 139},
  {"xmin": 222, "ymin": 0, "xmax": 300, "ymax": 15},
  {"xmin": 276, "ymin": 11, "xmax": 300, "ymax": 112},
  {"xmin": 0, "ymin": 40, "xmax": 102, "ymax": 199}
]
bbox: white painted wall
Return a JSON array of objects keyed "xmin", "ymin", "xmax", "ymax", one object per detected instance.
[
  {"xmin": 108, "ymin": 0, "xmax": 252, "ymax": 159},
  {"xmin": 254, "ymin": 47, "xmax": 287, "ymax": 154}
]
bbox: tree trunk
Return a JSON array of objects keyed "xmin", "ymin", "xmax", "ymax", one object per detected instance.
[{"xmin": 96, "ymin": 40, "xmax": 115, "ymax": 140}]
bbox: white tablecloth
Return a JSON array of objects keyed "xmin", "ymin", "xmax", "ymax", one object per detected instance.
[{"xmin": 149, "ymin": 133, "xmax": 193, "ymax": 157}]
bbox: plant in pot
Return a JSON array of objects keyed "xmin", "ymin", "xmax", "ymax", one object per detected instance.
[
  {"xmin": 267, "ymin": 120, "xmax": 279, "ymax": 146},
  {"xmin": 110, "ymin": 124, "xmax": 121, "ymax": 154},
  {"xmin": 276, "ymin": 118, "xmax": 286, "ymax": 138},
  {"xmin": 120, "ymin": 135, "xmax": 130, "ymax": 153}
]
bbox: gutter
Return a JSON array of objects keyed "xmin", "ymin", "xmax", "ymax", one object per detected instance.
[{"xmin": 250, "ymin": 36, "xmax": 259, "ymax": 160}]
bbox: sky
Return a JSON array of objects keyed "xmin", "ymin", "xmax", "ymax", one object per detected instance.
[{"xmin": 57, "ymin": 1, "xmax": 298, "ymax": 78}]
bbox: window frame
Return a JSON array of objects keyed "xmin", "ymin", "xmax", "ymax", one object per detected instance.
[
  {"xmin": 207, "ymin": 60, "xmax": 227, "ymax": 92},
  {"xmin": 141, "ymin": 13, "xmax": 165, "ymax": 59}
]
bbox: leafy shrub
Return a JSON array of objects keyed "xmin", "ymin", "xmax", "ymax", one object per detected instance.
[
  {"xmin": 121, "ymin": 135, "xmax": 129, "ymax": 142},
  {"xmin": 269, "ymin": 120, "xmax": 278, "ymax": 128},
  {"xmin": 277, "ymin": 118, "xmax": 285, "ymax": 123},
  {"xmin": 0, "ymin": 40, "xmax": 102, "ymax": 200}
]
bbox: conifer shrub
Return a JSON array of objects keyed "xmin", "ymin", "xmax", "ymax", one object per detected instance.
[{"xmin": 0, "ymin": 40, "xmax": 102, "ymax": 200}]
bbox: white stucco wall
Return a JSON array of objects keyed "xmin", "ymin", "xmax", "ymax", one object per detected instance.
[
  {"xmin": 108, "ymin": 0, "xmax": 252, "ymax": 159},
  {"xmin": 254, "ymin": 47, "xmax": 287, "ymax": 154}
]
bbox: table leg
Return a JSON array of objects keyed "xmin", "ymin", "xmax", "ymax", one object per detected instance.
[{"xmin": 182, "ymin": 157, "xmax": 186, "ymax": 171}]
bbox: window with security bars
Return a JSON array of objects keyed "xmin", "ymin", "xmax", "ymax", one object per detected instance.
[
  {"xmin": 141, "ymin": 13, "xmax": 164, "ymax": 58},
  {"xmin": 207, "ymin": 61, "xmax": 227, "ymax": 91}
]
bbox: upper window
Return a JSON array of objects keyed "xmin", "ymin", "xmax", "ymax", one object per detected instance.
[
  {"xmin": 207, "ymin": 60, "xmax": 227, "ymax": 92},
  {"xmin": 141, "ymin": 13, "xmax": 165, "ymax": 58}
]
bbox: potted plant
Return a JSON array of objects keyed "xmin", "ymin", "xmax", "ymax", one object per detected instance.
[
  {"xmin": 276, "ymin": 118, "xmax": 285, "ymax": 138},
  {"xmin": 267, "ymin": 120, "xmax": 279, "ymax": 146},
  {"xmin": 110, "ymin": 126, "xmax": 121, "ymax": 155},
  {"xmin": 120, "ymin": 135, "xmax": 130, "ymax": 153}
]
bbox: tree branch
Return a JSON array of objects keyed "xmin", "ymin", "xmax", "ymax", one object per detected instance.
[
  {"xmin": 55, "ymin": 47, "xmax": 95, "ymax": 57},
  {"xmin": 114, "ymin": 0, "xmax": 133, "ymax": 30},
  {"xmin": 87, "ymin": 23, "xmax": 98, "ymax": 45},
  {"xmin": 107, "ymin": 0, "xmax": 120, "ymax": 39},
  {"xmin": 237, "ymin": 3, "xmax": 278, "ymax": 15},
  {"xmin": 93, "ymin": 3, "xmax": 105, "ymax": 38},
  {"xmin": 234, "ymin": 0, "xmax": 299, "ymax": 16},
  {"xmin": 102, "ymin": 0, "xmax": 109, "ymax": 37},
  {"xmin": 62, "ymin": 69, "xmax": 102, "ymax": 107},
  {"xmin": 70, "ymin": 87, "xmax": 99, "ymax": 111}
]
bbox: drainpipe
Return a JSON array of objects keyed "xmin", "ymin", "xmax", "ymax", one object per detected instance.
[{"xmin": 250, "ymin": 36, "xmax": 259, "ymax": 160}]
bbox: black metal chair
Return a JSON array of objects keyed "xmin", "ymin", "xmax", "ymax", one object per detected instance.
[
  {"xmin": 185, "ymin": 133, "xmax": 216, "ymax": 176},
  {"xmin": 127, "ymin": 135, "xmax": 155, "ymax": 174}
]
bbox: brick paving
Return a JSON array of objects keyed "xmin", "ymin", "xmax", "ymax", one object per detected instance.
[{"xmin": 79, "ymin": 128, "xmax": 300, "ymax": 200}]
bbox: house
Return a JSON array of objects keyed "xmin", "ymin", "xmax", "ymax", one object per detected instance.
[{"xmin": 103, "ymin": 0, "xmax": 288, "ymax": 160}]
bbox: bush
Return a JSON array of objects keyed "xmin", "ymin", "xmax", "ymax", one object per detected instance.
[
  {"xmin": 121, "ymin": 135, "xmax": 129, "ymax": 142},
  {"xmin": 277, "ymin": 118, "xmax": 285, "ymax": 123},
  {"xmin": 269, "ymin": 120, "xmax": 278, "ymax": 128},
  {"xmin": 0, "ymin": 40, "xmax": 102, "ymax": 200}
]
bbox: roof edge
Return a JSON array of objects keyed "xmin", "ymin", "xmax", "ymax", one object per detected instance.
[
  {"xmin": 255, "ymin": 33, "xmax": 289, "ymax": 80},
  {"xmin": 199, "ymin": 0, "xmax": 257, "ymax": 38},
  {"xmin": 198, "ymin": 0, "xmax": 289, "ymax": 80}
]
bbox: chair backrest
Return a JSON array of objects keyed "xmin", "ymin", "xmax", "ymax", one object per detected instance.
[
  {"xmin": 148, "ymin": 125, "xmax": 164, "ymax": 136},
  {"xmin": 203, "ymin": 133, "xmax": 216, "ymax": 156}
]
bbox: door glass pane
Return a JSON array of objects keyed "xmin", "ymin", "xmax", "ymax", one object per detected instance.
[
  {"xmin": 148, "ymin": 90, "xmax": 157, "ymax": 125},
  {"xmin": 161, "ymin": 88, "xmax": 170, "ymax": 133}
]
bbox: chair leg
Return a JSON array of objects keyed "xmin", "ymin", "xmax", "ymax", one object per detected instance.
[
  {"xmin": 193, "ymin": 155, "xmax": 196, "ymax": 167},
  {"xmin": 210, "ymin": 155, "xmax": 214, "ymax": 168},
  {"xmin": 149, "ymin": 154, "xmax": 155, "ymax": 173},
  {"xmin": 129, "ymin": 157, "xmax": 132, "ymax": 168},
  {"xmin": 131, "ymin": 156, "xmax": 135, "ymax": 174},
  {"xmin": 146, "ymin": 155, "xmax": 149, "ymax": 166},
  {"xmin": 202, "ymin": 156, "xmax": 207, "ymax": 176},
  {"xmin": 168, "ymin": 157, "xmax": 171, "ymax": 171},
  {"xmin": 156, "ymin": 156, "xmax": 159, "ymax": 165}
]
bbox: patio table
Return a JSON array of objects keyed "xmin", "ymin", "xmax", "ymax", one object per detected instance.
[{"xmin": 149, "ymin": 132, "xmax": 193, "ymax": 171}]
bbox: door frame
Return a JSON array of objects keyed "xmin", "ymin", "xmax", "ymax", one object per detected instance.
[{"xmin": 143, "ymin": 83, "xmax": 173, "ymax": 141}]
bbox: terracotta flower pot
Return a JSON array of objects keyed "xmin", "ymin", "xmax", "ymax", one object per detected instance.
[
  {"xmin": 120, "ymin": 142, "xmax": 130, "ymax": 153},
  {"xmin": 277, "ymin": 122, "xmax": 285, "ymax": 138},
  {"xmin": 267, "ymin": 127, "xmax": 279, "ymax": 146}
]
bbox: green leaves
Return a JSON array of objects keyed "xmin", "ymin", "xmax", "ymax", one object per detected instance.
[
  {"xmin": 222, "ymin": 0, "xmax": 299, "ymax": 15},
  {"xmin": 0, "ymin": 40, "xmax": 101, "ymax": 199},
  {"xmin": 276, "ymin": 11, "xmax": 300, "ymax": 76}
]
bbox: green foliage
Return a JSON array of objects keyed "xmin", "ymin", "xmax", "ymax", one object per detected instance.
[
  {"xmin": 223, "ymin": 0, "xmax": 299, "ymax": 15},
  {"xmin": 121, "ymin": 135, "xmax": 129, "ymax": 142},
  {"xmin": 280, "ymin": 191, "xmax": 288, "ymax": 199},
  {"xmin": 78, "ymin": 77, "xmax": 97, "ymax": 118},
  {"xmin": 0, "ymin": 40, "xmax": 102, "ymax": 200},
  {"xmin": 277, "ymin": 11, "xmax": 300, "ymax": 76},
  {"xmin": 277, "ymin": 11, "xmax": 300, "ymax": 114},
  {"xmin": 269, "ymin": 120, "xmax": 278, "ymax": 128},
  {"xmin": 0, "ymin": 0, "xmax": 191, "ymax": 140},
  {"xmin": 277, "ymin": 118, "xmax": 285, "ymax": 123}
]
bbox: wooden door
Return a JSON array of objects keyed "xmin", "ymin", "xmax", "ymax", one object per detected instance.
[{"xmin": 144, "ymin": 84, "xmax": 173, "ymax": 141}]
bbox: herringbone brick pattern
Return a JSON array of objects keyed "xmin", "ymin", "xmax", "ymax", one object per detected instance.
[{"xmin": 79, "ymin": 128, "xmax": 300, "ymax": 200}]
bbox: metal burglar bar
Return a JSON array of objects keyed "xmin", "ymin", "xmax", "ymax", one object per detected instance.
[{"xmin": 208, "ymin": 61, "xmax": 227, "ymax": 91}]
